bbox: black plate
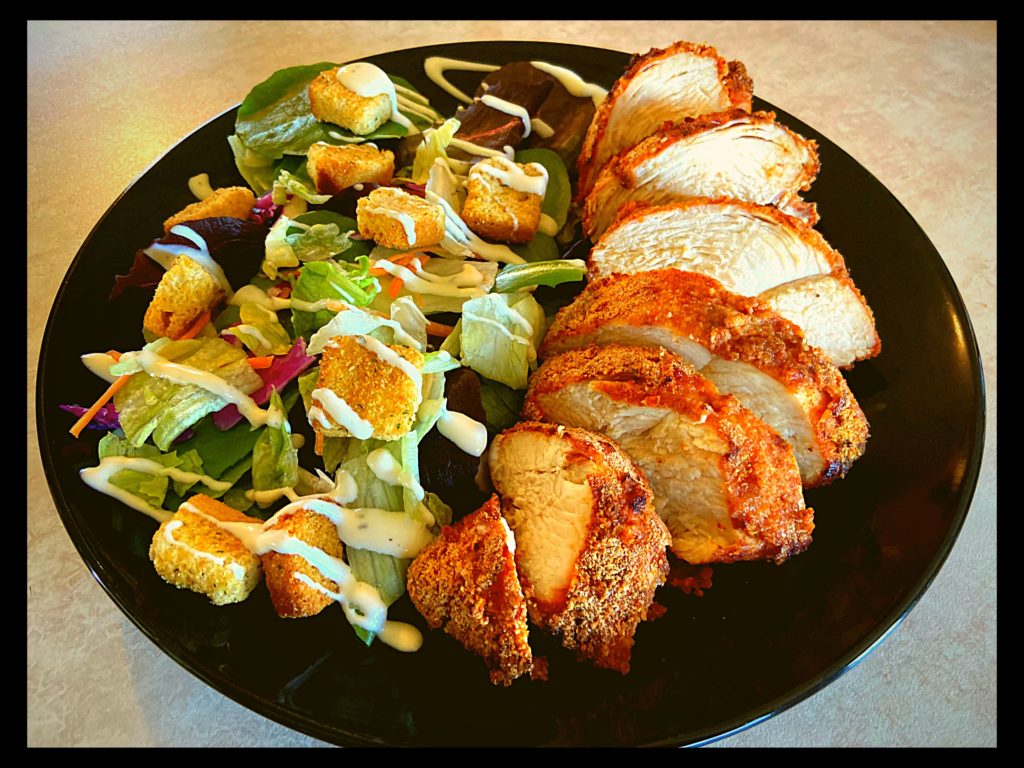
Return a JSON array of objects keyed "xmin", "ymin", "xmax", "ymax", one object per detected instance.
[{"xmin": 37, "ymin": 41, "xmax": 985, "ymax": 747}]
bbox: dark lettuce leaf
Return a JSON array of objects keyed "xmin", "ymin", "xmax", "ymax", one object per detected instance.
[
  {"xmin": 479, "ymin": 62, "xmax": 596, "ymax": 168},
  {"xmin": 111, "ymin": 217, "xmax": 269, "ymax": 301},
  {"xmin": 448, "ymin": 78, "xmax": 552, "ymax": 160}
]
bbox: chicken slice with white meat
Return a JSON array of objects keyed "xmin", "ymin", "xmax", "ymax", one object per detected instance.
[
  {"xmin": 488, "ymin": 421, "xmax": 670, "ymax": 674},
  {"xmin": 588, "ymin": 198, "xmax": 880, "ymax": 367},
  {"xmin": 576, "ymin": 41, "xmax": 753, "ymax": 199},
  {"xmin": 523, "ymin": 345, "xmax": 814, "ymax": 565},
  {"xmin": 581, "ymin": 110, "xmax": 820, "ymax": 239},
  {"xmin": 540, "ymin": 270, "xmax": 870, "ymax": 486}
]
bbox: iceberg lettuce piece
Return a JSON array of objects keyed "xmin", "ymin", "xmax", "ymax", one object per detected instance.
[
  {"xmin": 307, "ymin": 303, "xmax": 422, "ymax": 355},
  {"xmin": 271, "ymin": 169, "xmax": 332, "ymax": 206},
  {"xmin": 227, "ymin": 134, "xmax": 278, "ymax": 196},
  {"xmin": 459, "ymin": 292, "xmax": 546, "ymax": 389},
  {"xmin": 223, "ymin": 303, "xmax": 293, "ymax": 356},
  {"xmin": 112, "ymin": 338, "xmax": 264, "ymax": 451},
  {"xmin": 250, "ymin": 389, "xmax": 299, "ymax": 500},
  {"xmin": 290, "ymin": 257, "xmax": 381, "ymax": 338},
  {"xmin": 411, "ymin": 117, "xmax": 460, "ymax": 184}
]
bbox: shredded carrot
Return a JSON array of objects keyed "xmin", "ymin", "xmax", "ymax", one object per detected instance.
[
  {"xmin": 369, "ymin": 251, "xmax": 422, "ymax": 276},
  {"xmin": 176, "ymin": 310, "xmax": 211, "ymax": 340},
  {"xmin": 426, "ymin": 321, "xmax": 455, "ymax": 337},
  {"xmin": 247, "ymin": 355, "xmax": 274, "ymax": 370},
  {"xmin": 69, "ymin": 377, "xmax": 128, "ymax": 438},
  {"xmin": 387, "ymin": 275, "xmax": 405, "ymax": 299}
]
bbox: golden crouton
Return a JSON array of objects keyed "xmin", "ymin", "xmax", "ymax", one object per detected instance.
[
  {"xmin": 462, "ymin": 158, "xmax": 545, "ymax": 243},
  {"xmin": 163, "ymin": 186, "xmax": 255, "ymax": 233},
  {"xmin": 356, "ymin": 187, "xmax": 446, "ymax": 250},
  {"xmin": 310, "ymin": 334, "xmax": 424, "ymax": 451},
  {"xmin": 261, "ymin": 505, "xmax": 345, "ymax": 618},
  {"xmin": 308, "ymin": 67, "xmax": 392, "ymax": 136},
  {"xmin": 143, "ymin": 254, "xmax": 223, "ymax": 339},
  {"xmin": 306, "ymin": 142, "xmax": 395, "ymax": 196},
  {"xmin": 407, "ymin": 495, "xmax": 539, "ymax": 686},
  {"xmin": 149, "ymin": 495, "xmax": 263, "ymax": 606}
]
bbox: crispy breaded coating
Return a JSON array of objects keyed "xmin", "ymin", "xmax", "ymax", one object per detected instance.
[
  {"xmin": 261, "ymin": 506, "xmax": 345, "ymax": 619},
  {"xmin": 488, "ymin": 422, "xmax": 671, "ymax": 674},
  {"xmin": 149, "ymin": 495, "xmax": 263, "ymax": 606},
  {"xmin": 306, "ymin": 142, "xmax": 395, "ymax": 196},
  {"xmin": 356, "ymin": 187, "xmax": 446, "ymax": 250},
  {"xmin": 311, "ymin": 334, "xmax": 424, "ymax": 451},
  {"xmin": 142, "ymin": 254, "xmax": 223, "ymax": 339},
  {"xmin": 461, "ymin": 157, "xmax": 545, "ymax": 243},
  {"xmin": 408, "ymin": 495, "xmax": 536, "ymax": 686},
  {"xmin": 523, "ymin": 345, "xmax": 814, "ymax": 565},
  {"xmin": 163, "ymin": 186, "xmax": 255, "ymax": 233},
  {"xmin": 308, "ymin": 67, "xmax": 392, "ymax": 135}
]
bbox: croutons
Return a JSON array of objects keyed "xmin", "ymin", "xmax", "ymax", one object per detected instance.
[
  {"xmin": 407, "ymin": 495, "xmax": 538, "ymax": 686},
  {"xmin": 308, "ymin": 67, "xmax": 392, "ymax": 136},
  {"xmin": 261, "ymin": 506, "xmax": 345, "ymax": 619},
  {"xmin": 356, "ymin": 187, "xmax": 446, "ymax": 250},
  {"xmin": 149, "ymin": 495, "xmax": 263, "ymax": 606},
  {"xmin": 143, "ymin": 255, "xmax": 223, "ymax": 339},
  {"xmin": 310, "ymin": 334, "xmax": 424, "ymax": 451},
  {"xmin": 461, "ymin": 157, "xmax": 546, "ymax": 243},
  {"xmin": 163, "ymin": 186, "xmax": 255, "ymax": 234},
  {"xmin": 306, "ymin": 142, "xmax": 395, "ymax": 196}
]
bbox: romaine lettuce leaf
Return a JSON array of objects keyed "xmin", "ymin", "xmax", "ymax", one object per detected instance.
[
  {"xmin": 250, "ymin": 389, "xmax": 299, "ymax": 497},
  {"xmin": 223, "ymin": 302, "xmax": 293, "ymax": 356},
  {"xmin": 271, "ymin": 169, "xmax": 332, "ymax": 206},
  {"xmin": 411, "ymin": 117, "xmax": 460, "ymax": 184},
  {"xmin": 290, "ymin": 257, "xmax": 380, "ymax": 338}
]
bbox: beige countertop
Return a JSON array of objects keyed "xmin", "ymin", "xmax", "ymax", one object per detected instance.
[{"xmin": 27, "ymin": 20, "xmax": 996, "ymax": 747}]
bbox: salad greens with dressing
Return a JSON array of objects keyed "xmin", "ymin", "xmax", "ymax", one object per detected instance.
[{"xmin": 65, "ymin": 55, "xmax": 598, "ymax": 651}]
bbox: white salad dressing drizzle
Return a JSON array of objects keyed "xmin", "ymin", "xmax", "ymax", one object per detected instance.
[
  {"xmin": 117, "ymin": 348, "xmax": 282, "ymax": 428},
  {"xmin": 187, "ymin": 173, "xmax": 215, "ymax": 201},
  {"xmin": 479, "ymin": 94, "xmax": 532, "ymax": 137},
  {"xmin": 530, "ymin": 117, "xmax": 555, "ymax": 138},
  {"xmin": 472, "ymin": 156, "xmax": 549, "ymax": 197},
  {"xmin": 366, "ymin": 448, "xmax": 426, "ymax": 501},
  {"xmin": 182, "ymin": 497, "xmax": 427, "ymax": 650},
  {"xmin": 80, "ymin": 456, "xmax": 233, "ymax": 523},
  {"xmin": 336, "ymin": 62, "xmax": 420, "ymax": 135},
  {"xmin": 538, "ymin": 213, "xmax": 559, "ymax": 236},
  {"xmin": 351, "ymin": 335, "xmax": 423, "ymax": 406},
  {"xmin": 309, "ymin": 387, "xmax": 375, "ymax": 439},
  {"xmin": 228, "ymin": 285, "xmax": 291, "ymax": 311},
  {"xmin": 372, "ymin": 258, "xmax": 488, "ymax": 300},
  {"xmin": 448, "ymin": 138, "xmax": 514, "ymax": 160},
  {"xmin": 221, "ymin": 323, "xmax": 272, "ymax": 351},
  {"xmin": 437, "ymin": 409, "xmax": 488, "ymax": 457},
  {"xmin": 423, "ymin": 189, "xmax": 526, "ymax": 264},
  {"xmin": 423, "ymin": 57, "xmax": 500, "ymax": 103},
  {"xmin": 528, "ymin": 61, "xmax": 608, "ymax": 106}
]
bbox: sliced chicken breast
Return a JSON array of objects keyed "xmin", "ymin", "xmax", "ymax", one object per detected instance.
[
  {"xmin": 588, "ymin": 198, "xmax": 880, "ymax": 367},
  {"xmin": 540, "ymin": 270, "xmax": 869, "ymax": 486},
  {"xmin": 488, "ymin": 421, "xmax": 670, "ymax": 674},
  {"xmin": 581, "ymin": 110, "xmax": 820, "ymax": 239},
  {"xmin": 577, "ymin": 41, "xmax": 753, "ymax": 198},
  {"xmin": 407, "ymin": 495, "xmax": 537, "ymax": 686},
  {"xmin": 523, "ymin": 345, "xmax": 814, "ymax": 565}
]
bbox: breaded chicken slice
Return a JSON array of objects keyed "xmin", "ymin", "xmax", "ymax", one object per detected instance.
[
  {"xmin": 541, "ymin": 269, "xmax": 869, "ymax": 486},
  {"xmin": 149, "ymin": 494, "xmax": 263, "ymax": 605},
  {"xmin": 261, "ymin": 504, "xmax": 346, "ymax": 619},
  {"xmin": 523, "ymin": 345, "xmax": 813, "ymax": 565},
  {"xmin": 488, "ymin": 422, "xmax": 671, "ymax": 674},
  {"xmin": 407, "ymin": 495, "xmax": 536, "ymax": 686}
]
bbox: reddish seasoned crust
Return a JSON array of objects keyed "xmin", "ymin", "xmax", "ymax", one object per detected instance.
[
  {"xmin": 540, "ymin": 271, "xmax": 869, "ymax": 484},
  {"xmin": 581, "ymin": 110, "xmax": 821, "ymax": 235},
  {"xmin": 407, "ymin": 495, "xmax": 535, "ymax": 686},
  {"xmin": 589, "ymin": 196, "xmax": 849, "ymax": 279},
  {"xmin": 261, "ymin": 508, "xmax": 344, "ymax": 619},
  {"xmin": 490, "ymin": 422, "xmax": 671, "ymax": 674},
  {"xmin": 523, "ymin": 345, "xmax": 813, "ymax": 564},
  {"xmin": 576, "ymin": 41, "xmax": 754, "ymax": 199}
]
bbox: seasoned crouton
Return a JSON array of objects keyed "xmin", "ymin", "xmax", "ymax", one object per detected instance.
[
  {"xmin": 149, "ymin": 494, "xmax": 263, "ymax": 606},
  {"xmin": 142, "ymin": 255, "xmax": 223, "ymax": 339},
  {"xmin": 462, "ymin": 157, "xmax": 546, "ymax": 243},
  {"xmin": 408, "ymin": 495, "xmax": 538, "ymax": 686},
  {"xmin": 356, "ymin": 187, "xmax": 446, "ymax": 250},
  {"xmin": 308, "ymin": 67, "xmax": 392, "ymax": 135},
  {"xmin": 309, "ymin": 334, "xmax": 424, "ymax": 451},
  {"xmin": 306, "ymin": 142, "xmax": 395, "ymax": 196},
  {"xmin": 261, "ymin": 505, "xmax": 345, "ymax": 618},
  {"xmin": 163, "ymin": 186, "xmax": 255, "ymax": 233}
]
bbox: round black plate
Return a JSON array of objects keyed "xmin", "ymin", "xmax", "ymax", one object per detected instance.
[{"xmin": 37, "ymin": 41, "xmax": 985, "ymax": 747}]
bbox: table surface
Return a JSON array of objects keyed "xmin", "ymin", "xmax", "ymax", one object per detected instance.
[{"xmin": 26, "ymin": 20, "xmax": 996, "ymax": 748}]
